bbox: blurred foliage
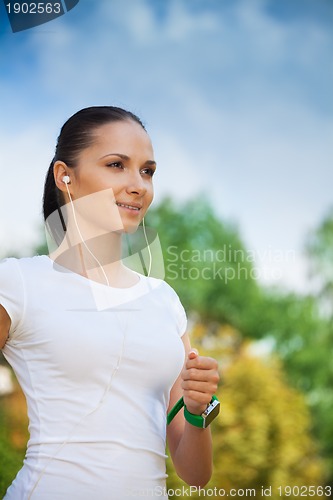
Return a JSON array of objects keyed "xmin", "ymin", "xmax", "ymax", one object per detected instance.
[
  {"xmin": 1, "ymin": 195, "xmax": 332, "ymax": 495},
  {"xmin": 305, "ymin": 206, "xmax": 333, "ymax": 309},
  {"xmin": 303, "ymin": 208, "xmax": 333, "ymax": 476},
  {"xmin": 256, "ymin": 291, "xmax": 333, "ymax": 456},
  {"xmin": 0, "ymin": 380, "xmax": 28, "ymax": 498}
]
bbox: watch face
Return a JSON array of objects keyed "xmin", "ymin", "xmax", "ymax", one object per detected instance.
[{"xmin": 203, "ymin": 400, "xmax": 220, "ymax": 428}]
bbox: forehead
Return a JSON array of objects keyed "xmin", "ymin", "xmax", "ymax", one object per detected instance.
[{"xmin": 84, "ymin": 120, "xmax": 154, "ymax": 159}]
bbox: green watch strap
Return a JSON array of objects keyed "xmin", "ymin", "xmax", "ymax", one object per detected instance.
[
  {"xmin": 167, "ymin": 397, "xmax": 185, "ymax": 425},
  {"xmin": 167, "ymin": 395, "xmax": 220, "ymax": 428},
  {"xmin": 184, "ymin": 395, "xmax": 220, "ymax": 428}
]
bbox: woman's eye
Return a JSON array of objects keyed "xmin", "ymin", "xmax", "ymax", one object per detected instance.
[
  {"xmin": 141, "ymin": 168, "xmax": 155, "ymax": 177},
  {"xmin": 107, "ymin": 162, "xmax": 123, "ymax": 169}
]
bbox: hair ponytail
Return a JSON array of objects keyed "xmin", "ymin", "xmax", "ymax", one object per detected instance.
[{"xmin": 43, "ymin": 159, "xmax": 59, "ymax": 221}]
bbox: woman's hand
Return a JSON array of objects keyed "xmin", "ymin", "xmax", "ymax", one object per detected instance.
[{"xmin": 181, "ymin": 349, "xmax": 220, "ymax": 415}]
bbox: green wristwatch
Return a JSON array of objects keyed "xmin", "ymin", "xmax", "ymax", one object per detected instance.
[{"xmin": 167, "ymin": 395, "xmax": 220, "ymax": 429}]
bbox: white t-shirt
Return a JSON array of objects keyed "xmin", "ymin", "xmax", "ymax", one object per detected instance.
[{"xmin": 0, "ymin": 256, "xmax": 187, "ymax": 499}]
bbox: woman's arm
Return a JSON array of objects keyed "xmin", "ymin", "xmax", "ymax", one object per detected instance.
[
  {"xmin": 167, "ymin": 332, "xmax": 219, "ymax": 487},
  {"xmin": 0, "ymin": 304, "xmax": 11, "ymax": 349}
]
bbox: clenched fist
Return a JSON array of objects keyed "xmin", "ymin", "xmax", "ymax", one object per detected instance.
[{"xmin": 181, "ymin": 349, "xmax": 220, "ymax": 416}]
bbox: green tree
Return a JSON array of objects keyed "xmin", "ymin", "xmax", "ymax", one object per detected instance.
[
  {"xmin": 303, "ymin": 208, "xmax": 333, "ymax": 479},
  {"xmin": 306, "ymin": 206, "xmax": 333, "ymax": 310}
]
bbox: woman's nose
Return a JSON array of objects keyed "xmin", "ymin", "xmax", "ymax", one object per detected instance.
[{"xmin": 125, "ymin": 171, "xmax": 146, "ymax": 196}]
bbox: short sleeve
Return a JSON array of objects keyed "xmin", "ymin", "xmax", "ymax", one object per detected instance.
[
  {"xmin": 0, "ymin": 258, "xmax": 25, "ymax": 338},
  {"xmin": 165, "ymin": 283, "xmax": 187, "ymax": 337}
]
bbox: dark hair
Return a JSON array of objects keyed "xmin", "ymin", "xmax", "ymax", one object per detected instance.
[{"xmin": 43, "ymin": 106, "xmax": 145, "ymax": 242}]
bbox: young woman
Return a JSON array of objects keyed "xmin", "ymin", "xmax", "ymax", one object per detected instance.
[{"xmin": 0, "ymin": 106, "xmax": 219, "ymax": 499}]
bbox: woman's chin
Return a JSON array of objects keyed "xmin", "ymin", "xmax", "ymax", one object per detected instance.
[{"xmin": 115, "ymin": 222, "xmax": 141, "ymax": 235}]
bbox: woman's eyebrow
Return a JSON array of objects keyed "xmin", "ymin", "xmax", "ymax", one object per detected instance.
[
  {"xmin": 99, "ymin": 153, "xmax": 130, "ymax": 160},
  {"xmin": 100, "ymin": 153, "xmax": 156, "ymax": 166}
]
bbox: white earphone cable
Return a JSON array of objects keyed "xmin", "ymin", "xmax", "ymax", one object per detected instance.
[
  {"xmin": 142, "ymin": 217, "xmax": 152, "ymax": 277},
  {"xmin": 64, "ymin": 181, "xmax": 110, "ymax": 287}
]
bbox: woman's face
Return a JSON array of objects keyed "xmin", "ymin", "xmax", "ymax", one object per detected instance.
[{"xmin": 65, "ymin": 120, "xmax": 156, "ymax": 234}]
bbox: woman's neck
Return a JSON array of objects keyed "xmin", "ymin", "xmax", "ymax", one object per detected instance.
[{"xmin": 49, "ymin": 231, "xmax": 137, "ymax": 287}]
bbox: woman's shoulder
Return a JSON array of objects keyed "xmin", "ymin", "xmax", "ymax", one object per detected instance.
[
  {"xmin": 0, "ymin": 256, "xmax": 52, "ymax": 283},
  {"xmin": 0, "ymin": 254, "xmax": 49, "ymax": 272},
  {"xmin": 138, "ymin": 272, "xmax": 182, "ymax": 302}
]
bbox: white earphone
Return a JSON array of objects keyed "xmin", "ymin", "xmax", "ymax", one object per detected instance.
[{"xmin": 63, "ymin": 175, "xmax": 70, "ymax": 184}]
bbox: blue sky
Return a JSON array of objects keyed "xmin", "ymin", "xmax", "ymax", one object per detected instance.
[{"xmin": 0, "ymin": 0, "xmax": 332, "ymax": 292}]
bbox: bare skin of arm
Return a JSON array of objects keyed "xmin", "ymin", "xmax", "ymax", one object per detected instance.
[
  {"xmin": 167, "ymin": 332, "xmax": 219, "ymax": 487},
  {"xmin": 0, "ymin": 304, "xmax": 10, "ymax": 349}
]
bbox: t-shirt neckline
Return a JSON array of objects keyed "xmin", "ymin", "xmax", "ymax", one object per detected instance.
[{"xmin": 41, "ymin": 255, "xmax": 145, "ymax": 292}]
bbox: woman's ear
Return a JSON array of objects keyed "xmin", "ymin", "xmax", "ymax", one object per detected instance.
[{"xmin": 54, "ymin": 161, "xmax": 71, "ymax": 194}]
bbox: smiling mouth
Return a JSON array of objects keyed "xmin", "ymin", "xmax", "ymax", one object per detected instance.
[{"xmin": 116, "ymin": 202, "xmax": 141, "ymax": 211}]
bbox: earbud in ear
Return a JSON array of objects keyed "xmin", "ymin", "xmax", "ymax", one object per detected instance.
[{"xmin": 63, "ymin": 175, "xmax": 70, "ymax": 184}]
